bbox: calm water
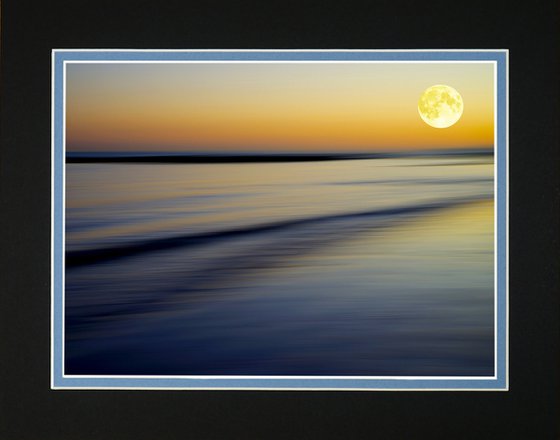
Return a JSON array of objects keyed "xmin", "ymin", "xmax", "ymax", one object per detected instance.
[{"xmin": 65, "ymin": 155, "xmax": 495, "ymax": 376}]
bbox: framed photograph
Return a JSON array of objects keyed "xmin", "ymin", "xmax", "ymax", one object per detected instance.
[{"xmin": 51, "ymin": 50, "xmax": 508, "ymax": 390}]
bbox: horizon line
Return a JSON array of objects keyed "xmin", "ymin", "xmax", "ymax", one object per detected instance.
[{"xmin": 65, "ymin": 148, "xmax": 494, "ymax": 164}]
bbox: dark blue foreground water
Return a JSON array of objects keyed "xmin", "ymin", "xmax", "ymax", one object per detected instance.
[{"xmin": 65, "ymin": 156, "xmax": 495, "ymax": 376}]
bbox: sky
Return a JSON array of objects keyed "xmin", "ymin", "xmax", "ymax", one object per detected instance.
[{"xmin": 65, "ymin": 62, "xmax": 495, "ymax": 153}]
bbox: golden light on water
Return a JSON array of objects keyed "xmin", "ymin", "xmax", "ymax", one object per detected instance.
[{"xmin": 418, "ymin": 85, "xmax": 464, "ymax": 129}]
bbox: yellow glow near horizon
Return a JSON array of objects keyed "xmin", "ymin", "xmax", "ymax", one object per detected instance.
[{"xmin": 65, "ymin": 63, "xmax": 495, "ymax": 152}]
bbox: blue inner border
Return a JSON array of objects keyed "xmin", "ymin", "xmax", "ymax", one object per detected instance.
[{"xmin": 52, "ymin": 50, "xmax": 507, "ymax": 390}]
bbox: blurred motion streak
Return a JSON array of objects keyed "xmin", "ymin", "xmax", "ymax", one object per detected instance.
[{"xmin": 65, "ymin": 155, "xmax": 495, "ymax": 376}]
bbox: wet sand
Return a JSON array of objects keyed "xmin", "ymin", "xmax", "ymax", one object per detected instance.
[{"xmin": 65, "ymin": 199, "xmax": 494, "ymax": 376}]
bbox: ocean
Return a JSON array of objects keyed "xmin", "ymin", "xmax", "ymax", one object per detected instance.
[{"xmin": 64, "ymin": 154, "xmax": 495, "ymax": 376}]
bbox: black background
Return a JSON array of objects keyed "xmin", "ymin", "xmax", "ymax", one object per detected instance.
[{"xmin": 1, "ymin": 1, "xmax": 559, "ymax": 439}]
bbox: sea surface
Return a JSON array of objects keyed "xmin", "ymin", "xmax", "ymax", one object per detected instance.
[{"xmin": 65, "ymin": 154, "xmax": 495, "ymax": 376}]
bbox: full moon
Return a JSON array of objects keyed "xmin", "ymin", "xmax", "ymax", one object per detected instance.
[{"xmin": 418, "ymin": 85, "xmax": 463, "ymax": 128}]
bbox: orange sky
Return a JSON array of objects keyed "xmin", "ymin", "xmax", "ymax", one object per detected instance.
[{"xmin": 66, "ymin": 62, "xmax": 495, "ymax": 152}]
